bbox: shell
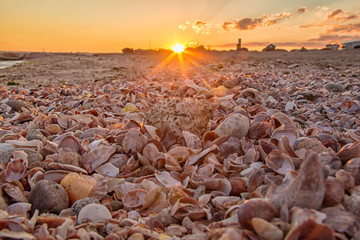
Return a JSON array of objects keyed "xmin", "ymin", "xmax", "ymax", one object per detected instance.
[
  {"xmin": 77, "ymin": 203, "xmax": 112, "ymax": 223},
  {"xmin": 57, "ymin": 133, "xmax": 85, "ymax": 155},
  {"xmin": 265, "ymin": 150, "xmax": 295, "ymax": 175},
  {"xmin": 81, "ymin": 145, "xmax": 116, "ymax": 173},
  {"xmin": 344, "ymin": 158, "xmax": 360, "ymax": 185},
  {"xmin": 60, "ymin": 172, "xmax": 97, "ymax": 204},
  {"xmin": 268, "ymin": 150, "xmax": 326, "ymax": 210},
  {"xmin": 337, "ymin": 140, "xmax": 360, "ymax": 164},
  {"xmin": 237, "ymin": 198, "xmax": 278, "ymax": 230},
  {"xmin": 214, "ymin": 114, "xmax": 250, "ymax": 138},
  {"xmin": 271, "ymin": 128, "xmax": 299, "ymax": 147},
  {"xmin": 4, "ymin": 150, "xmax": 28, "ymax": 182},
  {"xmin": 252, "ymin": 217, "xmax": 283, "ymax": 240}
]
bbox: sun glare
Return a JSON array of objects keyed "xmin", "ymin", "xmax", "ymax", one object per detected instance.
[{"xmin": 172, "ymin": 43, "xmax": 184, "ymax": 53}]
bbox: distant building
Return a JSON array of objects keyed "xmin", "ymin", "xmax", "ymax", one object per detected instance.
[{"xmin": 236, "ymin": 39, "xmax": 242, "ymax": 50}]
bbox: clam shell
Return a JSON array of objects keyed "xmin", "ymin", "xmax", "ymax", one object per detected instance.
[
  {"xmin": 5, "ymin": 150, "xmax": 28, "ymax": 182},
  {"xmin": 266, "ymin": 150, "xmax": 295, "ymax": 175},
  {"xmin": 77, "ymin": 203, "xmax": 112, "ymax": 223},
  {"xmin": 214, "ymin": 114, "xmax": 250, "ymax": 138},
  {"xmin": 60, "ymin": 172, "xmax": 97, "ymax": 204},
  {"xmin": 252, "ymin": 217, "xmax": 283, "ymax": 240},
  {"xmin": 81, "ymin": 145, "xmax": 116, "ymax": 173}
]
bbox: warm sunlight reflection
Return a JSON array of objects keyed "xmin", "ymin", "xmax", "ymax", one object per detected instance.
[{"xmin": 171, "ymin": 43, "xmax": 184, "ymax": 53}]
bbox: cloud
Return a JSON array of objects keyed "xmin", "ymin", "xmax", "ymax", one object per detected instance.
[
  {"xmin": 192, "ymin": 20, "xmax": 211, "ymax": 34},
  {"xmin": 222, "ymin": 21, "xmax": 233, "ymax": 31},
  {"xmin": 296, "ymin": 7, "xmax": 307, "ymax": 14},
  {"xmin": 234, "ymin": 18, "xmax": 263, "ymax": 30},
  {"xmin": 222, "ymin": 11, "xmax": 293, "ymax": 31},
  {"xmin": 327, "ymin": 9, "xmax": 343, "ymax": 19},
  {"xmin": 178, "ymin": 25, "xmax": 187, "ymax": 31},
  {"xmin": 326, "ymin": 22, "xmax": 360, "ymax": 33},
  {"xmin": 263, "ymin": 12, "xmax": 293, "ymax": 26},
  {"xmin": 307, "ymin": 33, "xmax": 360, "ymax": 43}
]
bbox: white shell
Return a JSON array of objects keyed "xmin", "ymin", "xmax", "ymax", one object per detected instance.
[{"xmin": 77, "ymin": 203, "xmax": 112, "ymax": 223}]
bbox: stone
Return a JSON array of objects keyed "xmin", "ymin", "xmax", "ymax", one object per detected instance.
[{"xmin": 29, "ymin": 180, "xmax": 69, "ymax": 214}]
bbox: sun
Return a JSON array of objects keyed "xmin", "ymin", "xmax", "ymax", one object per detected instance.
[{"xmin": 171, "ymin": 43, "xmax": 184, "ymax": 53}]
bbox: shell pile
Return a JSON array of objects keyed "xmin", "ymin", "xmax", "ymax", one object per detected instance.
[{"xmin": 0, "ymin": 51, "xmax": 360, "ymax": 239}]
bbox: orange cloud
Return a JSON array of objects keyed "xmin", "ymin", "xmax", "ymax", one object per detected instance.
[
  {"xmin": 327, "ymin": 9, "xmax": 343, "ymax": 19},
  {"xmin": 326, "ymin": 22, "xmax": 360, "ymax": 33},
  {"xmin": 191, "ymin": 20, "xmax": 211, "ymax": 34}
]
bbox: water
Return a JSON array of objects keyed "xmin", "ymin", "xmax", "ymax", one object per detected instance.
[{"xmin": 0, "ymin": 60, "xmax": 25, "ymax": 69}]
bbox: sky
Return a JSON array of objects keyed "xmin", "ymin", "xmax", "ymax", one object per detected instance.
[{"xmin": 1, "ymin": 0, "xmax": 360, "ymax": 52}]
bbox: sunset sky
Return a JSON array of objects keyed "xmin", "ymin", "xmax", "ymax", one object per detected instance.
[{"xmin": 1, "ymin": 0, "xmax": 360, "ymax": 52}]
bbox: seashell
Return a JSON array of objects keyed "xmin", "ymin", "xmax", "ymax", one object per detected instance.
[
  {"xmin": 265, "ymin": 149, "xmax": 294, "ymax": 175},
  {"xmin": 29, "ymin": 180, "xmax": 69, "ymax": 214},
  {"xmin": 212, "ymin": 196, "xmax": 241, "ymax": 210},
  {"xmin": 229, "ymin": 177, "xmax": 247, "ymax": 195},
  {"xmin": 45, "ymin": 123, "xmax": 61, "ymax": 135},
  {"xmin": 322, "ymin": 207, "xmax": 357, "ymax": 237},
  {"xmin": 128, "ymin": 233, "xmax": 145, "ymax": 240},
  {"xmin": 6, "ymin": 202, "xmax": 31, "ymax": 216},
  {"xmin": 341, "ymin": 100, "xmax": 359, "ymax": 113},
  {"xmin": 344, "ymin": 158, "xmax": 360, "ymax": 185},
  {"xmin": 252, "ymin": 217, "xmax": 283, "ymax": 240},
  {"xmin": 57, "ymin": 133, "xmax": 85, "ymax": 155},
  {"xmin": 214, "ymin": 113, "xmax": 250, "ymax": 138},
  {"xmin": 259, "ymin": 139, "xmax": 278, "ymax": 161},
  {"xmin": 5, "ymin": 150, "xmax": 28, "ymax": 182},
  {"xmin": 171, "ymin": 197, "xmax": 206, "ymax": 221},
  {"xmin": 337, "ymin": 140, "xmax": 360, "ymax": 164},
  {"xmin": 335, "ymin": 169, "xmax": 355, "ymax": 190},
  {"xmin": 155, "ymin": 171, "xmax": 182, "ymax": 189},
  {"xmin": 237, "ymin": 198, "xmax": 278, "ymax": 230},
  {"xmin": 1, "ymin": 183, "xmax": 28, "ymax": 203},
  {"xmin": 27, "ymin": 170, "xmax": 44, "ymax": 190},
  {"xmin": 202, "ymin": 131, "xmax": 219, "ymax": 148},
  {"xmin": 248, "ymin": 168, "xmax": 266, "ymax": 192},
  {"xmin": 26, "ymin": 129, "xmax": 45, "ymax": 142},
  {"xmin": 6, "ymin": 139, "xmax": 43, "ymax": 151},
  {"xmin": 0, "ymin": 229, "xmax": 35, "ymax": 240},
  {"xmin": 77, "ymin": 203, "xmax": 112, "ymax": 223},
  {"xmin": 142, "ymin": 124, "xmax": 160, "ymax": 140},
  {"xmin": 190, "ymin": 175, "xmax": 231, "ymax": 195},
  {"xmin": 271, "ymin": 112, "xmax": 296, "ymax": 129},
  {"xmin": 60, "ymin": 172, "xmax": 97, "ymax": 204},
  {"xmin": 182, "ymin": 130, "xmax": 202, "ymax": 150},
  {"xmin": 123, "ymin": 189, "xmax": 148, "ymax": 209},
  {"xmin": 95, "ymin": 162, "xmax": 119, "ymax": 177},
  {"xmin": 323, "ymin": 177, "xmax": 345, "ymax": 207},
  {"xmin": 241, "ymin": 88, "xmax": 262, "ymax": 104},
  {"xmin": 268, "ymin": 150, "xmax": 325, "ymax": 210},
  {"xmin": 122, "ymin": 128, "xmax": 148, "ymax": 155},
  {"xmin": 79, "ymin": 127, "xmax": 110, "ymax": 139},
  {"xmin": 142, "ymin": 142, "xmax": 160, "ymax": 164},
  {"xmin": 48, "ymin": 162, "xmax": 88, "ymax": 174},
  {"xmin": 285, "ymin": 219, "xmax": 335, "ymax": 240},
  {"xmin": 271, "ymin": 128, "xmax": 299, "ymax": 147},
  {"xmin": 88, "ymin": 173, "xmax": 108, "ymax": 200},
  {"xmin": 81, "ymin": 145, "xmax": 116, "ymax": 173},
  {"xmin": 185, "ymin": 144, "xmax": 218, "ymax": 166},
  {"xmin": 71, "ymin": 197, "xmax": 100, "ymax": 215},
  {"xmin": 43, "ymin": 170, "xmax": 71, "ymax": 183}
]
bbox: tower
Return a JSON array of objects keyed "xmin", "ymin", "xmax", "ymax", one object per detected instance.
[{"xmin": 236, "ymin": 39, "xmax": 242, "ymax": 50}]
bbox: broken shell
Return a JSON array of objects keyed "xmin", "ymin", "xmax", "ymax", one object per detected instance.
[
  {"xmin": 95, "ymin": 162, "xmax": 119, "ymax": 177},
  {"xmin": 71, "ymin": 197, "xmax": 100, "ymax": 215},
  {"xmin": 337, "ymin": 140, "xmax": 360, "ymax": 164},
  {"xmin": 285, "ymin": 219, "xmax": 335, "ymax": 240},
  {"xmin": 5, "ymin": 150, "xmax": 28, "ymax": 182},
  {"xmin": 182, "ymin": 130, "xmax": 202, "ymax": 150},
  {"xmin": 271, "ymin": 128, "xmax": 299, "ymax": 147},
  {"xmin": 77, "ymin": 203, "xmax": 112, "ymax": 223},
  {"xmin": 214, "ymin": 114, "xmax": 250, "ymax": 138},
  {"xmin": 271, "ymin": 112, "xmax": 296, "ymax": 129},
  {"xmin": 122, "ymin": 128, "xmax": 148, "ymax": 155},
  {"xmin": 323, "ymin": 177, "xmax": 345, "ymax": 207},
  {"xmin": 81, "ymin": 145, "xmax": 116, "ymax": 173},
  {"xmin": 6, "ymin": 202, "xmax": 32, "ymax": 216},
  {"xmin": 252, "ymin": 217, "xmax": 283, "ymax": 240},
  {"xmin": 60, "ymin": 172, "xmax": 97, "ymax": 204},
  {"xmin": 269, "ymin": 150, "xmax": 325, "ymax": 210},
  {"xmin": 266, "ymin": 150, "xmax": 295, "ymax": 175},
  {"xmin": 57, "ymin": 133, "xmax": 85, "ymax": 155},
  {"xmin": 344, "ymin": 158, "xmax": 360, "ymax": 185},
  {"xmin": 237, "ymin": 198, "xmax": 278, "ymax": 230},
  {"xmin": 341, "ymin": 100, "xmax": 359, "ymax": 113},
  {"xmin": 123, "ymin": 189, "xmax": 148, "ymax": 209}
]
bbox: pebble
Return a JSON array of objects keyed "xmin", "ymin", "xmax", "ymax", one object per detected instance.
[{"xmin": 29, "ymin": 180, "xmax": 69, "ymax": 214}]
